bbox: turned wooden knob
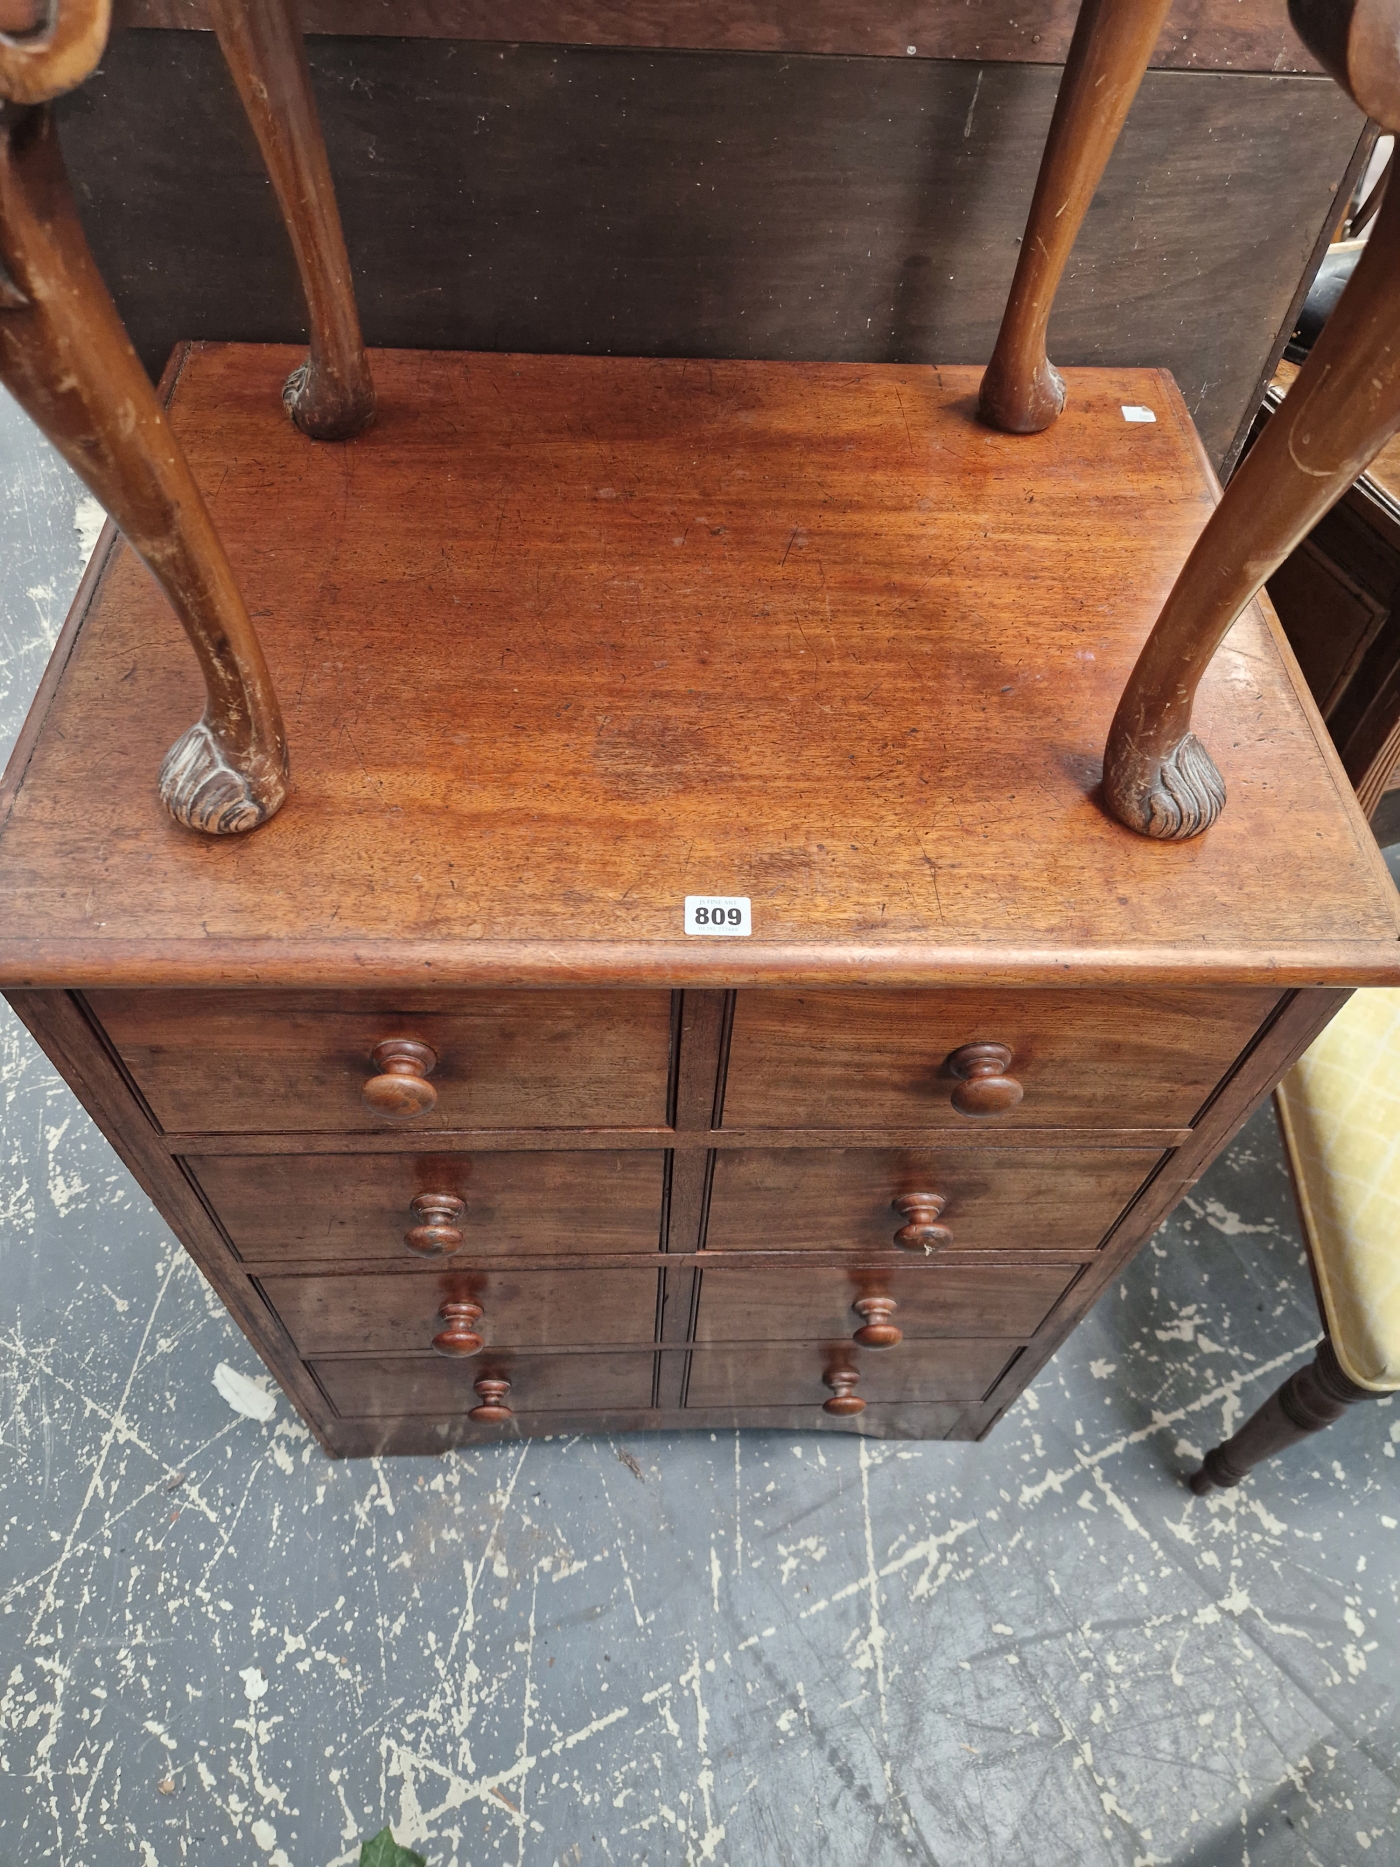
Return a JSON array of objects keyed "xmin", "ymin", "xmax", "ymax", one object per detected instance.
[
  {"xmin": 852, "ymin": 1296, "xmax": 902, "ymax": 1348},
  {"xmin": 432, "ymin": 1299, "xmax": 484, "ymax": 1357},
  {"xmin": 947, "ymin": 1041, "xmax": 1023, "ymax": 1116},
  {"xmin": 892, "ymin": 1192, "xmax": 952, "ymax": 1251},
  {"xmin": 404, "ymin": 1193, "xmax": 465, "ymax": 1257},
  {"xmin": 470, "ymin": 1376, "xmax": 513, "ymax": 1422},
  {"xmin": 362, "ymin": 1039, "xmax": 438, "ymax": 1118},
  {"xmin": 822, "ymin": 1366, "xmax": 865, "ymax": 1416}
]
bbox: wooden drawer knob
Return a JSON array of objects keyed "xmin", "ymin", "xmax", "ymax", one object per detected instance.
[
  {"xmin": 362, "ymin": 1039, "xmax": 438, "ymax": 1118},
  {"xmin": 432, "ymin": 1298, "xmax": 484, "ymax": 1357},
  {"xmin": 470, "ymin": 1376, "xmax": 513, "ymax": 1422},
  {"xmin": 892, "ymin": 1192, "xmax": 952, "ymax": 1251},
  {"xmin": 404, "ymin": 1193, "xmax": 465, "ymax": 1257},
  {"xmin": 948, "ymin": 1041, "xmax": 1023, "ymax": 1116},
  {"xmin": 852, "ymin": 1295, "xmax": 902, "ymax": 1348},
  {"xmin": 822, "ymin": 1366, "xmax": 865, "ymax": 1415}
]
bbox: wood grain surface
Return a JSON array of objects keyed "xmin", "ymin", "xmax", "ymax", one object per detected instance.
[
  {"xmin": 691, "ymin": 1263, "xmax": 1075, "ymax": 1342},
  {"xmin": 262, "ymin": 1265, "xmax": 662, "ymax": 1354},
  {"xmin": 192, "ymin": 1147, "xmax": 666, "ymax": 1261},
  {"xmin": 3, "ymin": 347, "xmax": 1397, "ymax": 990},
  {"xmin": 314, "ymin": 1349, "xmax": 658, "ymax": 1417},
  {"xmin": 683, "ymin": 1339, "xmax": 1017, "ymax": 1408},
  {"xmin": 110, "ymin": 0, "xmax": 1323, "ymax": 72},
  {"xmin": 85, "ymin": 987, "xmax": 675, "ymax": 1130},
  {"xmin": 721, "ymin": 988, "xmax": 1279, "ymax": 1128},
  {"xmin": 703, "ymin": 1146, "xmax": 1163, "ymax": 1254},
  {"xmin": 54, "ymin": 33, "xmax": 1362, "ymax": 471}
]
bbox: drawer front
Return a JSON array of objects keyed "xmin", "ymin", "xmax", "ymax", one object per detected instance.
[
  {"xmin": 194, "ymin": 1150, "xmax": 666, "ymax": 1264},
  {"xmin": 87, "ymin": 989, "xmax": 673, "ymax": 1134},
  {"xmin": 315, "ymin": 1351, "xmax": 656, "ymax": 1418},
  {"xmin": 693, "ymin": 1264, "xmax": 1073, "ymax": 1345},
  {"xmin": 262, "ymin": 1267, "xmax": 660, "ymax": 1356},
  {"xmin": 704, "ymin": 1146, "xmax": 1160, "ymax": 1254},
  {"xmin": 685, "ymin": 1341, "xmax": 1016, "ymax": 1409},
  {"xmin": 721, "ymin": 988, "xmax": 1277, "ymax": 1129}
]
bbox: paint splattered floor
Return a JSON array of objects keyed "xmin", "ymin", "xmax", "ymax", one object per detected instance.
[{"xmin": 2, "ymin": 394, "xmax": 1397, "ymax": 1867}]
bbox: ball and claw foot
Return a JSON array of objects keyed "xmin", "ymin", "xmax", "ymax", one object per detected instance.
[
  {"xmin": 1105, "ymin": 731, "xmax": 1226, "ymax": 840},
  {"xmin": 282, "ymin": 359, "xmax": 375, "ymax": 442},
  {"xmin": 157, "ymin": 718, "xmax": 289, "ymax": 835}
]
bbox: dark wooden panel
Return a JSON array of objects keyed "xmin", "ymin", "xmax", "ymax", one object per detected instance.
[
  {"xmin": 85, "ymin": 988, "xmax": 674, "ymax": 1132},
  {"xmin": 262, "ymin": 1265, "xmax": 661, "ymax": 1353},
  {"xmin": 315, "ymin": 1348, "xmax": 657, "ymax": 1416},
  {"xmin": 1266, "ymin": 538, "xmax": 1390, "ymax": 714},
  {"xmin": 113, "ymin": 0, "xmax": 1323, "ymax": 73},
  {"xmin": 692, "ymin": 1263, "xmax": 1073, "ymax": 1343},
  {"xmin": 704, "ymin": 1145, "xmax": 1162, "ymax": 1253},
  {"xmin": 684, "ymin": 1339, "xmax": 1016, "ymax": 1406},
  {"xmin": 192, "ymin": 1148, "xmax": 666, "ymax": 1262},
  {"xmin": 722, "ymin": 989, "xmax": 1278, "ymax": 1130},
  {"xmin": 54, "ymin": 33, "xmax": 1363, "ymax": 468}
]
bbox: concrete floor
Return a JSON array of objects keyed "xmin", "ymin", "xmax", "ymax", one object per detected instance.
[{"xmin": 2, "ymin": 391, "xmax": 1398, "ymax": 1867}]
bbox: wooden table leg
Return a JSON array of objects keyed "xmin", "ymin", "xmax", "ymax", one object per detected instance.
[
  {"xmin": 0, "ymin": 103, "xmax": 288, "ymax": 834},
  {"xmin": 1103, "ymin": 158, "xmax": 1400, "ymax": 839},
  {"xmin": 1103, "ymin": 1, "xmax": 1400, "ymax": 838},
  {"xmin": 977, "ymin": 0, "xmax": 1171, "ymax": 435},
  {"xmin": 1188, "ymin": 1338, "xmax": 1379, "ymax": 1493},
  {"xmin": 209, "ymin": 0, "xmax": 374, "ymax": 440}
]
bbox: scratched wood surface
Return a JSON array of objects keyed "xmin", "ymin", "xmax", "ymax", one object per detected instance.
[{"xmin": 1, "ymin": 345, "xmax": 1396, "ymax": 989}]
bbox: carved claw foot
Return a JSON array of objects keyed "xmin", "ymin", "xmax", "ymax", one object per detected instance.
[
  {"xmin": 282, "ymin": 359, "xmax": 375, "ymax": 442},
  {"xmin": 977, "ymin": 353, "xmax": 1066, "ymax": 435},
  {"xmin": 1103, "ymin": 731, "xmax": 1226, "ymax": 840},
  {"xmin": 158, "ymin": 718, "xmax": 289, "ymax": 835}
]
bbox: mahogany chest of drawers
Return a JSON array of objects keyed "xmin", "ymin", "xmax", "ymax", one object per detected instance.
[{"xmin": 3, "ymin": 345, "xmax": 1398, "ymax": 1455}]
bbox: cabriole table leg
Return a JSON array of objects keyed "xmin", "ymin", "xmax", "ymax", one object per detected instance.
[
  {"xmin": 977, "ymin": 0, "xmax": 1172, "ymax": 435},
  {"xmin": 209, "ymin": 0, "xmax": 375, "ymax": 440},
  {"xmin": 0, "ymin": 102, "xmax": 288, "ymax": 834}
]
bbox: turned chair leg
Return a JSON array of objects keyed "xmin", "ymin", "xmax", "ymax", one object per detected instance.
[
  {"xmin": 209, "ymin": 0, "xmax": 374, "ymax": 439},
  {"xmin": 0, "ymin": 103, "xmax": 288, "ymax": 833},
  {"xmin": 977, "ymin": 0, "xmax": 1172, "ymax": 434},
  {"xmin": 1103, "ymin": 5, "xmax": 1400, "ymax": 839},
  {"xmin": 1188, "ymin": 1338, "xmax": 1379, "ymax": 1494}
]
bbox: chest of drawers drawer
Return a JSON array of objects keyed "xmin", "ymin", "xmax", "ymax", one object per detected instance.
[
  {"xmin": 315, "ymin": 1351, "xmax": 658, "ymax": 1421},
  {"xmin": 261, "ymin": 1267, "xmax": 662, "ymax": 1357},
  {"xmin": 684, "ymin": 1341, "xmax": 1017, "ymax": 1410},
  {"xmin": 86, "ymin": 988, "xmax": 674, "ymax": 1133},
  {"xmin": 720, "ymin": 988, "xmax": 1279, "ymax": 1129},
  {"xmin": 193, "ymin": 1150, "xmax": 666, "ymax": 1263},
  {"xmin": 704, "ymin": 1146, "xmax": 1162, "ymax": 1254},
  {"xmin": 691, "ymin": 1263, "xmax": 1076, "ymax": 1347}
]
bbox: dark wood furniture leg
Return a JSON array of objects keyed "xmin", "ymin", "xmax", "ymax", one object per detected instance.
[
  {"xmin": 977, "ymin": 0, "xmax": 1172, "ymax": 434},
  {"xmin": 1188, "ymin": 1337, "xmax": 1379, "ymax": 1493},
  {"xmin": 1104, "ymin": 3, "xmax": 1400, "ymax": 839},
  {"xmin": 208, "ymin": 0, "xmax": 374, "ymax": 439},
  {"xmin": 0, "ymin": 104, "xmax": 289, "ymax": 832}
]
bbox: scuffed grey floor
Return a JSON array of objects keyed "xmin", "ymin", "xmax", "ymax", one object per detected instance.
[{"xmin": 2, "ymin": 391, "xmax": 1398, "ymax": 1867}]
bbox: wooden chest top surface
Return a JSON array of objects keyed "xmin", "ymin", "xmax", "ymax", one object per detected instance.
[{"xmin": 1, "ymin": 343, "xmax": 1396, "ymax": 989}]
